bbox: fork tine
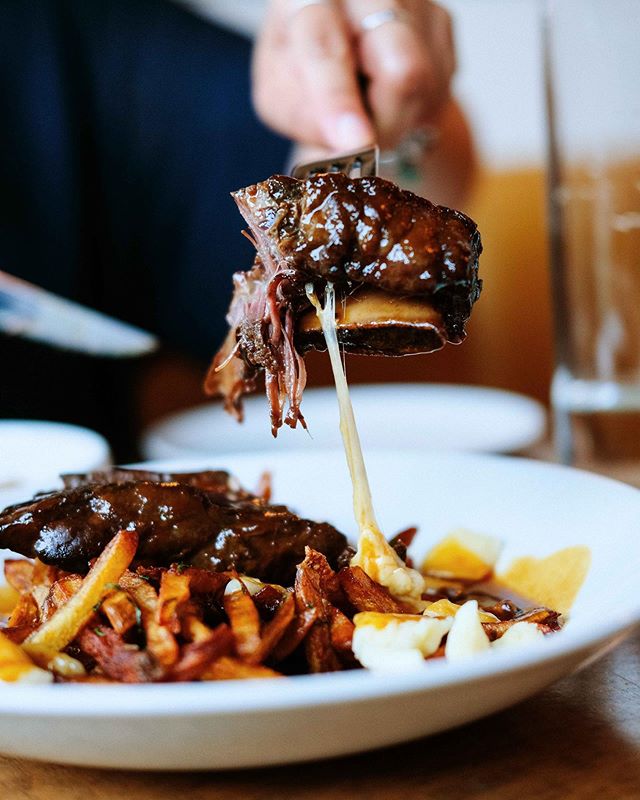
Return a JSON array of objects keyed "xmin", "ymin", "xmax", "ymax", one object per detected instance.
[{"xmin": 291, "ymin": 146, "xmax": 379, "ymax": 179}]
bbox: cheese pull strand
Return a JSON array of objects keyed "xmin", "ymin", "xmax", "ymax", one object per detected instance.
[
  {"xmin": 305, "ymin": 283, "xmax": 425, "ymax": 605},
  {"xmin": 305, "ymin": 283, "xmax": 378, "ymax": 532}
]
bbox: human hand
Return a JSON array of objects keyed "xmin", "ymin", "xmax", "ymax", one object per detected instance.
[{"xmin": 252, "ymin": 0, "xmax": 456, "ymax": 151}]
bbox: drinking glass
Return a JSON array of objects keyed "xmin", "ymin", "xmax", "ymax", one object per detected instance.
[{"xmin": 543, "ymin": 0, "xmax": 640, "ymax": 468}]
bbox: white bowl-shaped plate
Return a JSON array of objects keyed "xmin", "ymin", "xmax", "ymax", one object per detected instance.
[
  {"xmin": 0, "ymin": 450, "xmax": 638, "ymax": 771},
  {"xmin": 140, "ymin": 384, "xmax": 546, "ymax": 459}
]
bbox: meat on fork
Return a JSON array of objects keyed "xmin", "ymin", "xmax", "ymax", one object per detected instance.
[{"xmin": 205, "ymin": 173, "xmax": 482, "ymax": 434}]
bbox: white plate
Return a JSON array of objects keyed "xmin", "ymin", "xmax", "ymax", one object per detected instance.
[
  {"xmin": 0, "ymin": 450, "xmax": 638, "ymax": 771},
  {"xmin": 0, "ymin": 420, "xmax": 111, "ymax": 506},
  {"xmin": 141, "ymin": 384, "xmax": 546, "ymax": 459}
]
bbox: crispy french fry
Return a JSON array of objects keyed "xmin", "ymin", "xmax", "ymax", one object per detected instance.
[
  {"xmin": 0, "ymin": 584, "xmax": 20, "ymax": 615},
  {"xmin": 0, "ymin": 630, "xmax": 52, "ymax": 683},
  {"xmin": 31, "ymin": 559, "xmax": 59, "ymax": 589},
  {"xmin": 120, "ymin": 571, "xmax": 179, "ymax": 667},
  {"xmin": 6, "ymin": 594, "xmax": 39, "ymax": 633},
  {"xmin": 339, "ymin": 566, "xmax": 411, "ymax": 613},
  {"xmin": 295, "ymin": 549, "xmax": 341, "ymax": 673},
  {"xmin": 329, "ymin": 606, "xmax": 354, "ymax": 654},
  {"xmin": 101, "ymin": 589, "xmax": 139, "ymax": 635},
  {"xmin": 224, "ymin": 582, "xmax": 262, "ymax": 662},
  {"xmin": 42, "ymin": 576, "xmax": 83, "ymax": 622},
  {"xmin": 47, "ymin": 652, "xmax": 86, "ymax": 679},
  {"xmin": 3, "ymin": 560, "xmax": 35, "ymax": 595},
  {"xmin": 23, "ymin": 530, "xmax": 138, "ymax": 660},
  {"xmin": 299, "ymin": 547, "xmax": 342, "ymax": 603},
  {"xmin": 270, "ymin": 606, "xmax": 317, "ymax": 662},
  {"xmin": 253, "ymin": 592, "xmax": 295, "ymax": 663},
  {"xmin": 202, "ymin": 656, "xmax": 282, "ymax": 681},
  {"xmin": 181, "ymin": 609, "xmax": 214, "ymax": 644},
  {"xmin": 157, "ymin": 572, "xmax": 191, "ymax": 633},
  {"xmin": 482, "ymin": 608, "xmax": 561, "ymax": 641},
  {"xmin": 170, "ymin": 624, "xmax": 234, "ymax": 681}
]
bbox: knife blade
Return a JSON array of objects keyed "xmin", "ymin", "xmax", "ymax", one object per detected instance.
[{"xmin": 0, "ymin": 270, "xmax": 158, "ymax": 358}]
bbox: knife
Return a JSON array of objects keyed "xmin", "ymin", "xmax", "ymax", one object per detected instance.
[{"xmin": 0, "ymin": 270, "xmax": 158, "ymax": 358}]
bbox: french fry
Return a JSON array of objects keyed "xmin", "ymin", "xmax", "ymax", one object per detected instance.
[
  {"xmin": 224, "ymin": 580, "xmax": 262, "ymax": 662},
  {"xmin": 328, "ymin": 606, "xmax": 354, "ymax": 654},
  {"xmin": 101, "ymin": 589, "xmax": 139, "ymax": 635},
  {"xmin": 157, "ymin": 572, "xmax": 191, "ymax": 633},
  {"xmin": 170, "ymin": 624, "xmax": 234, "ymax": 681},
  {"xmin": 181, "ymin": 609, "xmax": 214, "ymax": 643},
  {"xmin": 482, "ymin": 608, "xmax": 561, "ymax": 641},
  {"xmin": 46, "ymin": 652, "xmax": 86, "ymax": 679},
  {"xmin": 42, "ymin": 576, "xmax": 83, "ymax": 622},
  {"xmin": 202, "ymin": 656, "xmax": 282, "ymax": 680},
  {"xmin": 31, "ymin": 559, "xmax": 59, "ymax": 589},
  {"xmin": 298, "ymin": 547, "xmax": 342, "ymax": 603},
  {"xmin": 339, "ymin": 566, "xmax": 412, "ymax": 614},
  {"xmin": 119, "ymin": 571, "xmax": 179, "ymax": 667},
  {"xmin": 4, "ymin": 560, "xmax": 35, "ymax": 595},
  {"xmin": 23, "ymin": 530, "xmax": 138, "ymax": 661},
  {"xmin": 0, "ymin": 584, "xmax": 20, "ymax": 615},
  {"xmin": 0, "ymin": 630, "xmax": 52, "ymax": 683},
  {"xmin": 295, "ymin": 549, "xmax": 341, "ymax": 673},
  {"xmin": 253, "ymin": 592, "xmax": 295, "ymax": 663},
  {"xmin": 270, "ymin": 606, "xmax": 317, "ymax": 662},
  {"xmin": 6, "ymin": 594, "xmax": 40, "ymax": 639}
]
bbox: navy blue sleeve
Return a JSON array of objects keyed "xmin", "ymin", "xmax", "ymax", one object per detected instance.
[{"xmin": 0, "ymin": 0, "xmax": 290, "ymax": 359}]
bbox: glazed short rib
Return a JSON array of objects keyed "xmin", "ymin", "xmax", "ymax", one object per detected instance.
[{"xmin": 205, "ymin": 173, "xmax": 482, "ymax": 434}]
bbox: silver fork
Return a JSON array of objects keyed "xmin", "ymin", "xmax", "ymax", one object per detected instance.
[{"xmin": 291, "ymin": 145, "xmax": 379, "ymax": 179}]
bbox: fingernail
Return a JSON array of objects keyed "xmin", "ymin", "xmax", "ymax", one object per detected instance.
[{"xmin": 325, "ymin": 113, "xmax": 373, "ymax": 150}]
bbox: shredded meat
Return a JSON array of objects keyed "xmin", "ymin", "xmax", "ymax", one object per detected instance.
[{"xmin": 205, "ymin": 173, "xmax": 482, "ymax": 434}]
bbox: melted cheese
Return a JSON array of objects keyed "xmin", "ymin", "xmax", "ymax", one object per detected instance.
[
  {"xmin": 421, "ymin": 528, "xmax": 502, "ymax": 581},
  {"xmin": 497, "ymin": 546, "xmax": 591, "ymax": 617},
  {"xmin": 306, "ymin": 283, "xmax": 425, "ymax": 606}
]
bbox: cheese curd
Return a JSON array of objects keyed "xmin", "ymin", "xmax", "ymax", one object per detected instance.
[
  {"xmin": 444, "ymin": 600, "xmax": 491, "ymax": 662},
  {"xmin": 422, "ymin": 528, "xmax": 503, "ymax": 581},
  {"xmin": 352, "ymin": 612, "xmax": 452, "ymax": 672},
  {"xmin": 492, "ymin": 621, "xmax": 545, "ymax": 651}
]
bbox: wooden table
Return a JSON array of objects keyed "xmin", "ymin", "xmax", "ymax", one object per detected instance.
[{"xmin": 2, "ymin": 458, "xmax": 639, "ymax": 800}]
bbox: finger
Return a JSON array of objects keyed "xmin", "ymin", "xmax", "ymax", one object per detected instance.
[
  {"xmin": 289, "ymin": 1, "xmax": 374, "ymax": 149},
  {"xmin": 252, "ymin": 23, "xmax": 312, "ymax": 141},
  {"xmin": 345, "ymin": 1, "xmax": 453, "ymax": 147}
]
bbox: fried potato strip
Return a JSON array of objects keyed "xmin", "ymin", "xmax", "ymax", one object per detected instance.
[
  {"xmin": 295, "ymin": 548, "xmax": 341, "ymax": 673},
  {"xmin": 339, "ymin": 566, "xmax": 411, "ymax": 613},
  {"xmin": 119, "ymin": 571, "xmax": 179, "ymax": 667},
  {"xmin": 23, "ymin": 531, "xmax": 138, "ymax": 662}
]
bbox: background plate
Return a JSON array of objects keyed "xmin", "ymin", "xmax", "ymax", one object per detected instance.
[{"xmin": 141, "ymin": 384, "xmax": 546, "ymax": 459}]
